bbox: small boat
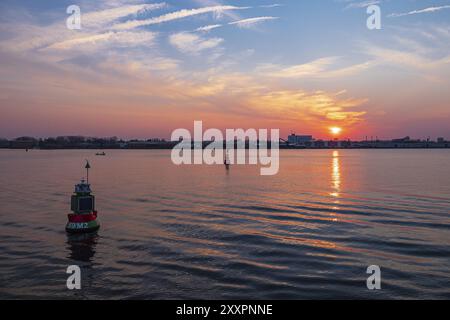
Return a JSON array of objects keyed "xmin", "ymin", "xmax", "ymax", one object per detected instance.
[
  {"xmin": 224, "ymin": 150, "xmax": 231, "ymax": 170},
  {"xmin": 95, "ymin": 152, "xmax": 106, "ymax": 156}
]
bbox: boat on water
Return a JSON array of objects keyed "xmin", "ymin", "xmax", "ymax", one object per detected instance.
[
  {"xmin": 95, "ymin": 152, "xmax": 106, "ymax": 156},
  {"xmin": 66, "ymin": 161, "xmax": 100, "ymax": 233},
  {"xmin": 224, "ymin": 150, "xmax": 231, "ymax": 170}
]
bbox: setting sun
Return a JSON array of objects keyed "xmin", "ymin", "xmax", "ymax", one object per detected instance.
[{"xmin": 330, "ymin": 127, "xmax": 342, "ymax": 136}]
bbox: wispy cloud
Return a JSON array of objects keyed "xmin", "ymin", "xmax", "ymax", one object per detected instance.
[
  {"xmin": 113, "ymin": 5, "xmax": 250, "ymax": 30},
  {"xmin": 262, "ymin": 57, "xmax": 335, "ymax": 78},
  {"xmin": 169, "ymin": 32, "xmax": 223, "ymax": 54},
  {"xmin": 195, "ymin": 24, "xmax": 223, "ymax": 32},
  {"xmin": 364, "ymin": 44, "xmax": 450, "ymax": 70},
  {"xmin": 229, "ymin": 16, "xmax": 279, "ymax": 28},
  {"xmin": 259, "ymin": 4, "xmax": 284, "ymax": 9},
  {"xmin": 263, "ymin": 57, "xmax": 374, "ymax": 79},
  {"xmin": 389, "ymin": 5, "xmax": 450, "ymax": 18},
  {"xmin": 246, "ymin": 89, "xmax": 367, "ymax": 126},
  {"xmin": 46, "ymin": 31, "xmax": 157, "ymax": 50},
  {"xmin": 0, "ymin": 2, "xmax": 166, "ymax": 52},
  {"xmin": 344, "ymin": 1, "xmax": 380, "ymax": 10},
  {"xmin": 195, "ymin": 16, "xmax": 279, "ymax": 32},
  {"xmin": 82, "ymin": 2, "xmax": 167, "ymax": 28}
]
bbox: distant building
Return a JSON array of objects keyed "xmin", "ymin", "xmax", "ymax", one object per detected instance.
[
  {"xmin": 288, "ymin": 134, "xmax": 313, "ymax": 145},
  {"xmin": 437, "ymin": 137, "xmax": 445, "ymax": 143},
  {"xmin": 10, "ymin": 137, "xmax": 38, "ymax": 149},
  {"xmin": 392, "ymin": 136, "xmax": 411, "ymax": 143},
  {"xmin": 0, "ymin": 138, "xmax": 9, "ymax": 148}
]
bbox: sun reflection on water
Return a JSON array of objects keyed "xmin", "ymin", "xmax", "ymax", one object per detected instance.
[
  {"xmin": 329, "ymin": 150, "xmax": 341, "ymax": 222},
  {"xmin": 331, "ymin": 150, "xmax": 341, "ymax": 198}
]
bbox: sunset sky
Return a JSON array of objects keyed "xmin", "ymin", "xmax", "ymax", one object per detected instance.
[{"xmin": 0, "ymin": 0, "xmax": 449, "ymax": 140}]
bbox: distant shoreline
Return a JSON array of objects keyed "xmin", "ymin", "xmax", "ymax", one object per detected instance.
[
  {"xmin": 1, "ymin": 146, "xmax": 449, "ymax": 150},
  {"xmin": 1, "ymin": 136, "xmax": 449, "ymax": 150}
]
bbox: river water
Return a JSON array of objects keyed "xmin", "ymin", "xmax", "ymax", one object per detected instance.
[{"xmin": 0, "ymin": 149, "xmax": 449, "ymax": 299}]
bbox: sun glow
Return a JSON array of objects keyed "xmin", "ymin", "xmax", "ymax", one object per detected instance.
[{"xmin": 330, "ymin": 127, "xmax": 342, "ymax": 136}]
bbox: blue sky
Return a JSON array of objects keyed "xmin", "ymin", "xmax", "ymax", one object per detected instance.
[{"xmin": 0, "ymin": 0, "xmax": 449, "ymax": 139}]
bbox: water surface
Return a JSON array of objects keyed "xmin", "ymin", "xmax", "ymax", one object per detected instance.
[{"xmin": 0, "ymin": 149, "xmax": 449, "ymax": 299}]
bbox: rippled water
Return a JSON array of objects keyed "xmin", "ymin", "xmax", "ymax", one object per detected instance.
[{"xmin": 0, "ymin": 149, "xmax": 449, "ymax": 299}]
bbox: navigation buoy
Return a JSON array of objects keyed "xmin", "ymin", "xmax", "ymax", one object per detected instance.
[{"xmin": 66, "ymin": 161, "xmax": 100, "ymax": 233}]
